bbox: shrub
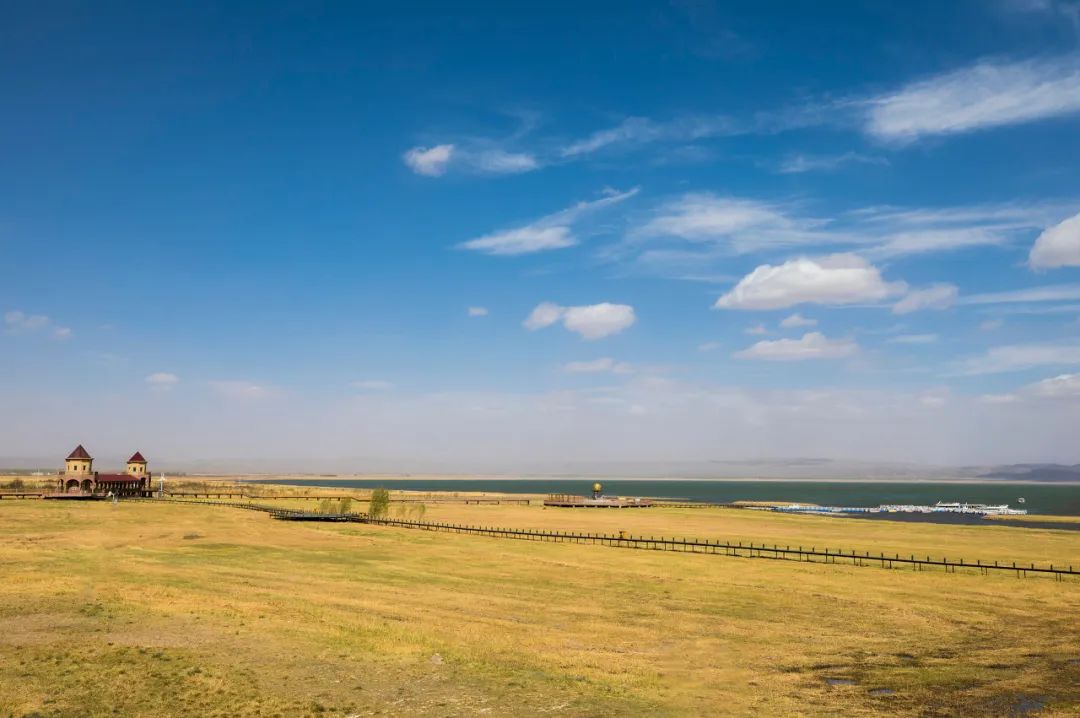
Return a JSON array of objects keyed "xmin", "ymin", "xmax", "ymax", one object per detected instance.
[
  {"xmin": 339, "ymin": 497, "xmax": 352, "ymax": 514},
  {"xmin": 369, "ymin": 488, "xmax": 391, "ymax": 519}
]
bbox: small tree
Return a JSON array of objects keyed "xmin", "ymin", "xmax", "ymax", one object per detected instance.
[
  {"xmin": 369, "ymin": 488, "xmax": 391, "ymax": 519},
  {"xmin": 8, "ymin": 478, "xmax": 25, "ymax": 491},
  {"xmin": 318, "ymin": 498, "xmax": 333, "ymax": 514},
  {"xmin": 339, "ymin": 497, "xmax": 352, "ymax": 514}
]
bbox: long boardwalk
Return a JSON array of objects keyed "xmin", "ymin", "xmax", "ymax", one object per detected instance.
[{"xmin": 133, "ymin": 498, "xmax": 1080, "ymax": 581}]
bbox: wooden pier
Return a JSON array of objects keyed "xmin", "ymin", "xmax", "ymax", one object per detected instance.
[{"xmin": 544, "ymin": 494, "xmax": 654, "ymax": 508}]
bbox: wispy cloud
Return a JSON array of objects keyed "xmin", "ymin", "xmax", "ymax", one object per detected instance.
[
  {"xmin": 351, "ymin": 380, "xmax": 394, "ymax": 391},
  {"xmin": 887, "ymin": 333, "xmax": 939, "ymax": 345},
  {"xmin": 893, "ymin": 284, "xmax": 958, "ymax": 315},
  {"xmin": 467, "ymin": 306, "xmax": 489, "ymax": 317},
  {"xmin": 621, "ymin": 194, "xmax": 1070, "ymax": 274},
  {"xmin": 863, "ymin": 55, "xmax": 1080, "ymax": 142},
  {"xmin": 209, "ymin": 380, "xmax": 275, "ymax": 399},
  {"xmin": 4, "ymin": 310, "xmax": 70, "ymax": 339},
  {"xmin": 958, "ymin": 342, "xmax": 1080, "ymax": 374},
  {"xmin": 145, "ymin": 372, "xmax": 180, "ymax": 389},
  {"xmin": 560, "ymin": 115, "xmax": 740, "ymax": 158},
  {"xmin": 459, "ymin": 187, "xmax": 638, "ymax": 256},
  {"xmin": 403, "ymin": 144, "xmax": 454, "ymax": 176},
  {"xmin": 735, "ymin": 332, "xmax": 859, "ymax": 361},
  {"xmin": 960, "ymin": 284, "xmax": 1080, "ymax": 305},
  {"xmin": 5, "ymin": 310, "xmax": 50, "ymax": 333},
  {"xmin": 562, "ymin": 357, "xmax": 633, "ymax": 374},
  {"xmin": 403, "ymin": 144, "xmax": 538, "ymax": 177},
  {"xmin": 630, "ymin": 193, "xmax": 836, "ymax": 253},
  {"xmin": 776, "ymin": 152, "xmax": 888, "ymax": 174}
]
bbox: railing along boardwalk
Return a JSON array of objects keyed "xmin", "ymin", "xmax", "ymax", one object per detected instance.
[
  {"xmin": 131, "ymin": 497, "xmax": 1080, "ymax": 581},
  {"xmin": 161, "ymin": 491, "xmax": 528, "ymax": 505}
]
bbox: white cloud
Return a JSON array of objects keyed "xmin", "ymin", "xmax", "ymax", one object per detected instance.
[
  {"xmin": 562, "ymin": 358, "xmax": 633, "ymax": 374},
  {"xmin": 1028, "ymin": 372, "xmax": 1080, "ymax": 398},
  {"xmin": 887, "ymin": 333, "xmax": 939, "ymax": 344},
  {"xmin": 467, "ymin": 307, "xmax": 489, "ymax": 317},
  {"xmin": 471, "ymin": 150, "xmax": 538, "ymax": 174},
  {"xmin": 893, "ymin": 283, "xmax": 958, "ymax": 315},
  {"xmin": 524, "ymin": 302, "xmax": 636, "ymax": 340},
  {"xmin": 4, "ymin": 310, "xmax": 70, "ymax": 339},
  {"xmin": 715, "ymin": 254, "xmax": 905, "ymax": 310},
  {"xmin": 960, "ymin": 284, "xmax": 1080, "ymax": 305},
  {"xmin": 145, "ymin": 372, "xmax": 180, "ymax": 387},
  {"xmin": 632, "ymin": 194, "xmax": 833, "ymax": 253},
  {"xmin": 982, "ymin": 372, "xmax": 1080, "ymax": 404},
  {"xmin": 959, "ymin": 342, "xmax": 1080, "ymax": 374},
  {"xmin": 1029, "ymin": 211, "xmax": 1080, "ymax": 269},
  {"xmin": 402, "ymin": 144, "xmax": 454, "ymax": 176},
  {"xmin": 560, "ymin": 115, "xmax": 739, "ymax": 158},
  {"xmin": 351, "ymin": 380, "xmax": 394, "ymax": 391},
  {"xmin": 209, "ymin": 380, "xmax": 273, "ymax": 399},
  {"xmin": 462, "ymin": 226, "xmax": 575, "ymax": 256},
  {"xmin": 979, "ymin": 319, "xmax": 1004, "ymax": 331},
  {"xmin": 868, "ymin": 228, "xmax": 1009, "ymax": 258},
  {"xmin": 864, "ymin": 55, "xmax": 1080, "ymax": 142},
  {"xmin": 779, "ymin": 313, "xmax": 816, "ymax": 328},
  {"xmin": 734, "ymin": 332, "xmax": 859, "ymax": 361},
  {"xmin": 745, "ymin": 324, "xmax": 769, "ymax": 335},
  {"xmin": 402, "ymin": 143, "xmax": 538, "ymax": 177},
  {"xmin": 980, "ymin": 393, "xmax": 1019, "ymax": 404},
  {"xmin": 460, "ymin": 187, "xmax": 638, "ymax": 256},
  {"xmin": 697, "ymin": 341, "xmax": 722, "ymax": 352},
  {"xmin": 776, "ymin": 152, "xmax": 888, "ymax": 174},
  {"xmin": 4, "ymin": 310, "xmax": 51, "ymax": 333},
  {"xmin": 562, "ymin": 304, "xmax": 637, "ymax": 340},
  {"xmin": 523, "ymin": 302, "xmax": 565, "ymax": 331}
]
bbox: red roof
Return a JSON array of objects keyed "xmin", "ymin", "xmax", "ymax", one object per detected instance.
[
  {"xmin": 127, "ymin": 451, "xmax": 147, "ymax": 463},
  {"xmin": 96, "ymin": 474, "xmax": 143, "ymax": 483},
  {"xmin": 66, "ymin": 444, "xmax": 92, "ymax": 460}
]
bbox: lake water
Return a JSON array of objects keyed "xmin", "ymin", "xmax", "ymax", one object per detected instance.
[{"xmin": 247, "ymin": 478, "xmax": 1080, "ymax": 516}]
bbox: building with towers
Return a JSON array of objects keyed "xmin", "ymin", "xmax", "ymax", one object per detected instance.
[{"xmin": 55, "ymin": 445, "xmax": 152, "ymax": 497}]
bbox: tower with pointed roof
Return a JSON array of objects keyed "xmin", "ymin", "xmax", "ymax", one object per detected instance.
[
  {"xmin": 126, "ymin": 451, "xmax": 148, "ymax": 479},
  {"xmin": 52, "ymin": 445, "xmax": 151, "ymax": 497},
  {"xmin": 65, "ymin": 445, "xmax": 93, "ymax": 476}
]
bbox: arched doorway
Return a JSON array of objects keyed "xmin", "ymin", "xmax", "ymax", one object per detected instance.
[
  {"xmin": 81, "ymin": 479, "xmax": 93, "ymax": 492},
  {"xmin": 65, "ymin": 479, "xmax": 81, "ymax": 493}
]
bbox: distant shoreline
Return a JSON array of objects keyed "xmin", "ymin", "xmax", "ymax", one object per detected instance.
[{"xmin": 237, "ymin": 475, "xmax": 1080, "ymax": 486}]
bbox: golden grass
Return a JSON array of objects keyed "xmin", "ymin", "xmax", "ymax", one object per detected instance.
[{"xmin": 1, "ymin": 499, "xmax": 1078, "ymax": 717}]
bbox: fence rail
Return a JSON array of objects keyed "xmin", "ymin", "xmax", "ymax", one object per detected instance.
[
  {"xmin": 132, "ymin": 497, "xmax": 1079, "ymax": 581},
  {"xmin": 160, "ymin": 491, "xmax": 528, "ymax": 504}
]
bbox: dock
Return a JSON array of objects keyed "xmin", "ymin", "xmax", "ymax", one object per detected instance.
[{"xmin": 543, "ymin": 494, "xmax": 654, "ymax": 508}]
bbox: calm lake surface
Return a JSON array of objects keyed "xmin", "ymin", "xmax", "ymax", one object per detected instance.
[{"xmin": 247, "ymin": 478, "xmax": 1080, "ymax": 516}]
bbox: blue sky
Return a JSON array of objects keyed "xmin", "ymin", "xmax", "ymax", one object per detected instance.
[{"xmin": 2, "ymin": 1, "xmax": 1080, "ymax": 469}]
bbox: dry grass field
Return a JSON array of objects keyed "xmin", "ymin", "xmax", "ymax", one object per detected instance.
[{"xmin": 2, "ymin": 498, "xmax": 1079, "ymax": 717}]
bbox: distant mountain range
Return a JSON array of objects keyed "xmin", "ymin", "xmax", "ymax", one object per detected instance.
[{"xmin": 967, "ymin": 464, "xmax": 1080, "ymax": 483}]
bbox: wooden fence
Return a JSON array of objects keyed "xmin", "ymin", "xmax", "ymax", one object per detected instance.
[
  {"xmin": 134, "ymin": 498, "xmax": 1079, "ymax": 581},
  {"xmin": 161, "ymin": 491, "xmax": 528, "ymax": 504}
]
